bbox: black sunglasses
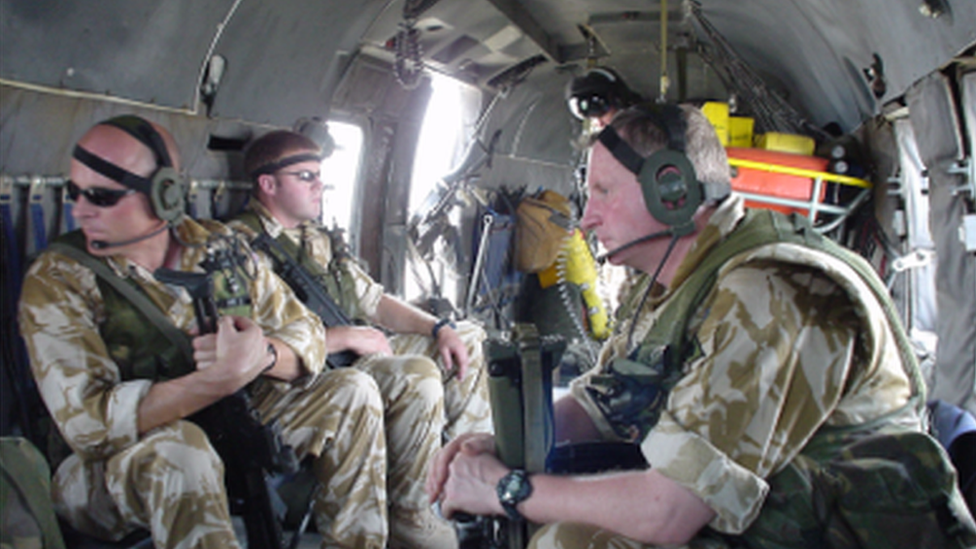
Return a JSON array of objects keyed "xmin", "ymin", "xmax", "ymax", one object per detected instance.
[
  {"xmin": 278, "ymin": 169, "xmax": 321, "ymax": 183},
  {"xmin": 66, "ymin": 180, "xmax": 136, "ymax": 207}
]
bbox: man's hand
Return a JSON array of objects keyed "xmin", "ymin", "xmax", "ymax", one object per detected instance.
[
  {"xmin": 192, "ymin": 315, "xmax": 270, "ymax": 394},
  {"xmin": 434, "ymin": 325, "xmax": 469, "ymax": 380},
  {"xmin": 327, "ymin": 325, "xmax": 393, "ymax": 356},
  {"xmin": 426, "ymin": 432, "xmax": 503, "ymax": 518}
]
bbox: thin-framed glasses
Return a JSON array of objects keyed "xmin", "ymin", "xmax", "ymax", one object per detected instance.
[{"xmin": 278, "ymin": 169, "xmax": 321, "ymax": 183}]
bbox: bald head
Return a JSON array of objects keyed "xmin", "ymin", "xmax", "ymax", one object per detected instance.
[{"xmin": 75, "ymin": 116, "xmax": 182, "ymax": 187}]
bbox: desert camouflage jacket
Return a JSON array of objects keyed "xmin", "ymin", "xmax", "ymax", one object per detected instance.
[
  {"xmin": 18, "ymin": 218, "xmax": 326, "ymax": 462},
  {"xmin": 227, "ymin": 201, "xmax": 385, "ymax": 323},
  {"xmin": 571, "ymin": 194, "xmax": 921, "ymax": 535}
]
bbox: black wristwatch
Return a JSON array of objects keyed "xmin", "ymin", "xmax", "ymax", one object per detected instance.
[
  {"xmin": 264, "ymin": 342, "xmax": 278, "ymax": 372},
  {"xmin": 496, "ymin": 469, "xmax": 533, "ymax": 521},
  {"xmin": 431, "ymin": 317, "xmax": 457, "ymax": 339}
]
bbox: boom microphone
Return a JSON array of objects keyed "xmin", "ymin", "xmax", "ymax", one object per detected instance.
[
  {"xmin": 90, "ymin": 223, "xmax": 169, "ymax": 250},
  {"xmin": 595, "ymin": 228, "xmax": 674, "ymax": 264}
]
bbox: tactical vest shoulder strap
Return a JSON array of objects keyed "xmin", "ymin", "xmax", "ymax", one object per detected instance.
[
  {"xmin": 47, "ymin": 232, "xmax": 195, "ymax": 373},
  {"xmin": 233, "ymin": 210, "xmax": 335, "ymax": 280}
]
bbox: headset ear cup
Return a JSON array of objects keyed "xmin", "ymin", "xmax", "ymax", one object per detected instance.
[
  {"xmin": 640, "ymin": 149, "xmax": 703, "ymax": 231},
  {"xmin": 150, "ymin": 167, "xmax": 187, "ymax": 223}
]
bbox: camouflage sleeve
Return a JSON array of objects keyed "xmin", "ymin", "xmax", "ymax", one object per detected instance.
[
  {"xmin": 641, "ymin": 259, "xmax": 861, "ymax": 534},
  {"xmin": 342, "ymin": 261, "xmax": 385, "ymax": 319},
  {"xmin": 246, "ymin": 246, "xmax": 328, "ymax": 382},
  {"xmin": 220, "ymin": 219, "xmax": 329, "ymax": 382},
  {"xmin": 17, "ymin": 251, "xmax": 152, "ymax": 460}
]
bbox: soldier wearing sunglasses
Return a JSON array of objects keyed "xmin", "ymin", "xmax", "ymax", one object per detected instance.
[
  {"xmin": 18, "ymin": 115, "xmax": 390, "ymax": 549},
  {"xmin": 227, "ymin": 129, "xmax": 495, "ymax": 549}
]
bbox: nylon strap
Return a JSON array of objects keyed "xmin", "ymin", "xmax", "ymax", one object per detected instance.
[
  {"xmin": 28, "ymin": 178, "xmax": 48, "ymax": 253},
  {"xmin": 1, "ymin": 178, "xmax": 22, "ymax": 305},
  {"xmin": 72, "ymin": 145, "xmax": 153, "ymax": 194},
  {"xmin": 60, "ymin": 184, "xmax": 76, "ymax": 233},
  {"xmin": 250, "ymin": 152, "xmax": 323, "ymax": 178}
]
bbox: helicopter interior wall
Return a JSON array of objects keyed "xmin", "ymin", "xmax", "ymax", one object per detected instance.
[
  {"xmin": 204, "ymin": 0, "xmax": 392, "ymax": 125},
  {"xmin": 0, "ymin": 0, "xmax": 237, "ymax": 112},
  {"xmin": 330, "ymin": 66, "xmax": 432, "ymax": 292},
  {"xmin": 694, "ymin": 1, "xmax": 976, "ymax": 131},
  {"xmin": 906, "ymin": 70, "xmax": 976, "ymax": 413},
  {"xmin": 0, "ymin": 85, "xmax": 258, "ymax": 180},
  {"xmin": 890, "ymin": 118, "xmax": 938, "ymax": 345},
  {"xmin": 460, "ymin": 68, "xmax": 579, "ymax": 198}
]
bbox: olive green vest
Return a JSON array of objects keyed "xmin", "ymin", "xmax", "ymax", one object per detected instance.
[
  {"xmin": 589, "ymin": 208, "xmax": 924, "ymax": 442},
  {"xmin": 231, "ymin": 211, "xmax": 358, "ymax": 318},
  {"xmin": 48, "ymin": 230, "xmax": 253, "ymax": 382}
]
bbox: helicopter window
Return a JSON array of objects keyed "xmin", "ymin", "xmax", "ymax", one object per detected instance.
[
  {"xmin": 405, "ymin": 73, "xmax": 482, "ymax": 304},
  {"xmin": 408, "ymin": 73, "xmax": 479, "ymax": 213},
  {"xmin": 320, "ymin": 121, "xmax": 364, "ymax": 235}
]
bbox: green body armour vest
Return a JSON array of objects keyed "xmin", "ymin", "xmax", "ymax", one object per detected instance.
[
  {"xmin": 48, "ymin": 230, "xmax": 254, "ymax": 382},
  {"xmin": 589, "ymin": 208, "xmax": 925, "ymax": 442},
  {"xmin": 232, "ymin": 211, "xmax": 359, "ymax": 318},
  {"xmin": 589, "ymin": 209, "xmax": 975, "ymax": 548}
]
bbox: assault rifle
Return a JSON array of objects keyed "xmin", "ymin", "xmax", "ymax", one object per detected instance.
[
  {"xmin": 250, "ymin": 232, "xmax": 358, "ymax": 368},
  {"xmin": 459, "ymin": 324, "xmax": 645, "ymax": 549},
  {"xmin": 453, "ymin": 324, "xmax": 565, "ymax": 549},
  {"xmin": 156, "ymin": 257, "xmax": 299, "ymax": 549}
]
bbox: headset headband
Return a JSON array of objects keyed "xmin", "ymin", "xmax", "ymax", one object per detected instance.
[
  {"xmin": 72, "ymin": 145, "xmax": 154, "ymax": 195},
  {"xmin": 72, "ymin": 115, "xmax": 188, "ymax": 223},
  {"xmin": 597, "ymin": 126, "xmax": 644, "ymax": 177},
  {"xmin": 596, "ymin": 105, "xmax": 687, "ymax": 175},
  {"xmin": 70, "ymin": 115, "xmax": 173, "ymax": 195},
  {"xmin": 101, "ymin": 115, "xmax": 174, "ymax": 169},
  {"xmin": 250, "ymin": 152, "xmax": 323, "ymax": 179}
]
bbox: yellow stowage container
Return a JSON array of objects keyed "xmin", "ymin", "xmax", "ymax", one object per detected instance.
[
  {"xmin": 729, "ymin": 116, "xmax": 754, "ymax": 147},
  {"xmin": 538, "ymin": 229, "xmax": 610, "ymax": 340},
  {"xmin": 701, "ymin": 102, "xmax": 729, "ymax": 146},
  {"xmin": 755, "ymin": 132, "xmax": 815, "ymax": 155}
]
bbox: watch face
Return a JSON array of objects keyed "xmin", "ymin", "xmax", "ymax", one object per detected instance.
[
  {"xmin": 499, "ymin": 470, "xmax": 530, "ymax": 502},
  {"xmin": 501, "ymin": 474, "xmax": 523, "ymax": 499}
]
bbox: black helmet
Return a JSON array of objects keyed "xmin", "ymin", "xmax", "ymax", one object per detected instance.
[{"xmin": 566, "ymin": 67, "xmax": 642, "ymax": 120}]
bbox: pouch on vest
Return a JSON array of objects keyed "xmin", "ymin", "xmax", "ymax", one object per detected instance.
[
  {"xmin": 1, "ymin": 436, "xmax": 67, "ymax": 549},
  {"xmin": 584, "ymin": 348, "xmax": 680, "ymax": 442},
  {"xmin": 739, "ymin": 429, "xmax": 976, "ymax": 549}
]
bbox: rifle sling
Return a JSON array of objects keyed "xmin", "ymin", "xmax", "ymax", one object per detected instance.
[{"xmin": 250, "ymin": 231, "xmax": 351, "ymax": 325}]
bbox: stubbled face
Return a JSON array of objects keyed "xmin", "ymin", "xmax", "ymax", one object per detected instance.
[
  {"xmin": 580, "ymin": 141, "xmax": 665, "ymax": 270},
  {"xmin": 263, "ymin": 154, "xmax": 324, "ymax": 227},
  {"xmin": 69, "ymin": 129, "xmax": 164, "ymax": 257}
]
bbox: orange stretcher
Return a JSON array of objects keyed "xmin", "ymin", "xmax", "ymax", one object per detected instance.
[{"xmin": 726, "ymin": 147, "xmax": 873, "ymax": 230}]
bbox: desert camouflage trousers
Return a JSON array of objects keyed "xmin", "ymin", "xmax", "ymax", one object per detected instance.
[
  {"xmin": 388, "ymin": 320, "xmax": 493, "ymax": 441},
  {"xmin": 53, "ymin": 367, "xmax": 386, "ymax": 549},
  {"xmin": 351, "ymin": 351, "xmax": 444, "ymax": 533}
]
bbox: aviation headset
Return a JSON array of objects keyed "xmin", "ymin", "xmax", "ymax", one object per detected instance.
[
  {"xmin": 72, "ymin": 115, "xmax": 187, "ymax": 223},
  {"xmin": 596, "ymin": 103, "xmax": 704, "ymax": 236}
]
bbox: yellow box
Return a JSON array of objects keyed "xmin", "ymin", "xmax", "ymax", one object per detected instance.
[
  {"xmin": 701, "ymin": 102, "xmax": 729, "ymax": 146},
  {"xmin": 728, "ymin": 116, "xmax": 754, "ymax": 148},
  {"xmin": 755, "ymin": 132, "xmax": 815, "ymax": 155}
]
